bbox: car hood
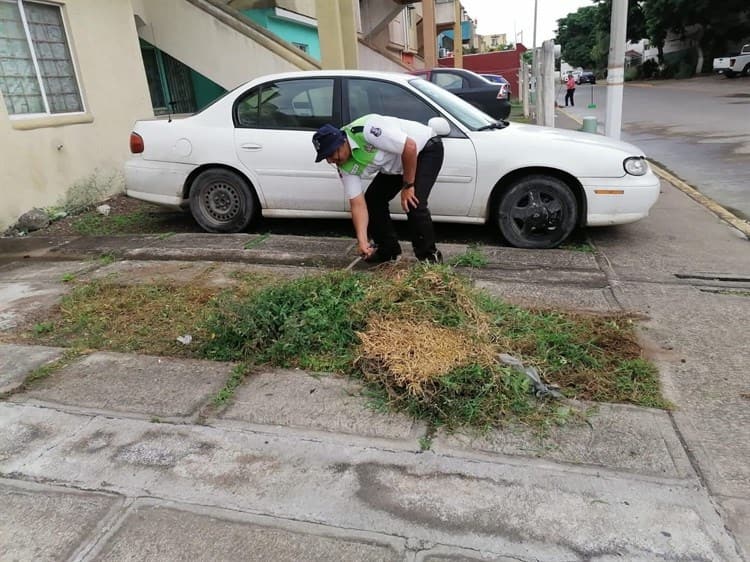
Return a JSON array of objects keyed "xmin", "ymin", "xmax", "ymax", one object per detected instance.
[{"xmin": 470, "ymin": 123, "xmax": 646, "ymax": 178}]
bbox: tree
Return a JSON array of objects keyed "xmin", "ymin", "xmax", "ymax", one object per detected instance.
[
  {"xmin": 556, "ymin": 1, "xmax": 646, "ymax": 70},
  {"xmin": 643, "ymin": 0, "xmax": 750, "ymax": 65},
  {"xmin": 556, "ymin": 5, "xmax": 600, "ymax": 68}
]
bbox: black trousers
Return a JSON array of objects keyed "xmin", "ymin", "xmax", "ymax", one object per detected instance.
[
  {"xmin": 565, "ymin": 88, "xmax": 575, "ymax": 106},
  {"xmin": 364, "ymin": 137, "xmax": 444, "ymax": 260}
]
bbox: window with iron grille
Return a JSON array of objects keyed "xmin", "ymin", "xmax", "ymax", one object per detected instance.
[{"xmin": 0, "ymin": 0, "xmax": 83, "ymax": 116}]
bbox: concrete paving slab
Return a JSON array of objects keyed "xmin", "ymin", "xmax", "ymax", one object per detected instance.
[
  {"xmin": 2, "ymin": 403, "xmax": 739, "ymax": 560},
  {"xmin": 94, "ymin": 503, "xmax": 403, "ymax": 562},
  {"xmin": 468, "ymin": 267, "xmax": 607, "ymax": 287},
  {"xmin": 0, "ymin": 403, "xmax": 90, "ymax": 464},
  {"xmin": 0, "ymin": 480, "xmax": 121, "ymax": 562},
  {"xmin": 141, "ymin": 233, "xmax": 258, "ymax": 250},
  {"xmin": 0, "ymin": 236, "xmax": 75, "ymax": 260},
  {"xmin": 217, "ymin": 369, "xmax": 423, "ymax": 441},
  {"xmin": 18, "ymin": 352, "xmax": 231, "ymax": 419},
  {"xmin": 53, "ymin": 235, "xmax": 162, "ymax": 257},
  {"xmin": 0, "ymin": 259, "xmax": 95, "ymax": 282},
  {"xmin": 125, "ymin": 233, "xmax": 356, "ymax": 267},
  {"xmin": 619, "ymin": 282, "xmax": 750, "ymax": 499},
  {"xmin": 418, "ymin": 551, "xmax": 521, "ymax": 562},
  {"xmin": 0, "ymin": 344, "xmax": 64, "ymax": 394},
  {"xmin": 474, "ymin": 279, "xmax": 618, "ymax": 312},
  {"xmin": 0, "ymin": 280, "xmax": 67, "ymax": 332},
  {"xmin": 84, "ymin": 260, "xmax": 323, "ymax": 287},
  {"xmin": 590, "ymin": 182, "xmax": 750, "ymax": 283},
  {"xmin": 717, "ymin": 496, "xmax": 750, "ymax": 561},
  {"xmin": 0, "ymin": 262, "xmax": 90, "ymax": 332},
  {"xmin": 433, "ymin": 403, "xmax": 694, "ymax": 480}
]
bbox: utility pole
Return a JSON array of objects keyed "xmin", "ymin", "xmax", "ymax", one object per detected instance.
[
  {"xmin": 453, "ymin": 0, "xmax": 463, "ymax": 68},
  {"xmin": 423, "ymin": 0, "xmax": 437, "ymax": 69},
  {"xmin": 532, "ymin": 0, "xmax": 540, "ymax": 122},
  {"xmin": 541, "ymin": 39, "xmax": 555, "ymax": 127},
  {"xmin": 605, "ymin": 0, "xmax": 627, "ymax": 139}
]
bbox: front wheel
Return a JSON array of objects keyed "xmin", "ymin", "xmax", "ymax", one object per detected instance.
[
  {"xmin": 743, "ymin": 63, "xmax": 750, "ymax": 76},
  {"xmin": 189, "ymin": 169, "xmax": 256, "ymax": 233},
  {"xmin": 496, "ymin": 175, "xmax": 578, "ymax": 249}
]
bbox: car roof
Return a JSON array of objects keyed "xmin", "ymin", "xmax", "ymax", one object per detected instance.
[{"xmin": 237, "ymin": 69, "xmax": 417, "ymax": 88}]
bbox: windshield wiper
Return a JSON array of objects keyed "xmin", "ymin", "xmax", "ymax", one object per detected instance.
[{"xmin": 477, "ymin": 120, "xmax": 509, "ymax": 131}]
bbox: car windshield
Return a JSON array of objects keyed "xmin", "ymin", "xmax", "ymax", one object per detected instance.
[{"xmin": 409, "ymin": 78, "xmax": 497, "ymax": 131}]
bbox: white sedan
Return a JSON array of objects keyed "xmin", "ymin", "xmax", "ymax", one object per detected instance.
[{"xmin": 125, "ymin": 70, "xmax": 659, "ymax": 249}]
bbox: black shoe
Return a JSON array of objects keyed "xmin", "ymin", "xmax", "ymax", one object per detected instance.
[
  {"xmin": 364, "ymin": 247, "xmax": 402, "ymax": 264},
  {"xmin": 419, "ymin": 250, "xmax": 443, "ymax": 264}
]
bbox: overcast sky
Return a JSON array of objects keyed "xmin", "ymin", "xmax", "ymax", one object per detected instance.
[{"xmin": 460, "ymin": 0, "xmax": 593, "ymax": 46}]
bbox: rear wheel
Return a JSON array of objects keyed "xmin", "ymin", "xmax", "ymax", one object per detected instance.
[
  {"xmin": 496, "ymin": 175, "xmax": 578, "ymax": 249},
  {"xmin": 189, "ymin": 169, "xmax": 256, "ymax": 233}
]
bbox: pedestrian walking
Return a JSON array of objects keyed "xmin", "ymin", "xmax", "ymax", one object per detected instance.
[
  {"xmin": 312, "ymin": 114, "xmax": 444, "ymax": 263},
  {"xmin": 565, "ymin": 73, "xmax": 576, "ymax": 107}
]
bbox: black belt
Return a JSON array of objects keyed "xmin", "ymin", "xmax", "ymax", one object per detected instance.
[{"xmin": 424, "ymin": 136, "xmax": 442, "ymax": 149}]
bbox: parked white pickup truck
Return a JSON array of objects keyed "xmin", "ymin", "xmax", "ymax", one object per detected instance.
[{"xmin": 713, "ymin": 44, "xmax": 750, "ymax": 78}]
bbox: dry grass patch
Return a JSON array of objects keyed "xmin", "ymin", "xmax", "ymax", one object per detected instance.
[{"xmin": 20, "ymin": 264, "xmax": 668, "ymax": 429}]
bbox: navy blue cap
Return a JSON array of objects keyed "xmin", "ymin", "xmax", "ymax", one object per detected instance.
[{"xmin": 312, "ymin": 124, "xmax": 346, "ymax": 162}]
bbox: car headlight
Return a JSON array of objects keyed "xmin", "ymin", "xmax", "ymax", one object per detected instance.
[{"xmin": 624, "ymin": 156, "xmax": 648, "ymax": 176}]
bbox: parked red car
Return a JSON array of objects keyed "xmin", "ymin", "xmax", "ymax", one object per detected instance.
[{"xmin": 410, "ymin": 68, "xmax": 511, "ymax": 120}]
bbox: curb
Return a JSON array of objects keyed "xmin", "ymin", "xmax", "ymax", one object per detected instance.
[{"xmin": 556, "ymin": 109, "xmax": 750, "ymax": 239}]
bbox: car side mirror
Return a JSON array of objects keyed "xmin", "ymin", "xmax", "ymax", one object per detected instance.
[{"xmin": 428, "ymin": 117, "xmax": 451, "ymax": 136}]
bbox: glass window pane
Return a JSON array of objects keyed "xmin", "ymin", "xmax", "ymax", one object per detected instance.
[
  {"xmin": 24, "ymin": 0, "xmax": 83, "ymax": 113},
  {"xmin": 0, "ymin": 1, "xmax": 43, "ymax": 115},
  {"xmin": 346, "ymin": 78, "xmax": 439, "ymax": 125},
  {"xmin": 255, "ymin": 78, "xmax": 333, "ymax": 130}
]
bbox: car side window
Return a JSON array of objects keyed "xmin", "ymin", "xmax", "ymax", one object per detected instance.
[
  {"xmin": 432, "ymin": 72, "xmax": 464, "ymax": 90},
  {"xmin": 235, "ymin": 78, "xmax": 334, "ymax": 129},
  {"xmin": 346, "ymin": 78, "xmax": 440, "ymax": 125}
]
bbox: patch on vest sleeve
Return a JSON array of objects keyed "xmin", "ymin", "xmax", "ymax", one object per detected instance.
[{"xmin": 369, "ymin": 126, "xmax": 382, "ymax": 137}]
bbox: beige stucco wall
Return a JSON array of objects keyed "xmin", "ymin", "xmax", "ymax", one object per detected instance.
[
  {"xmin": 132, "ymin": 0, "xmax": 319, "ymax": 91},
  {"xmin": 0, "ymin": 0, "xmax": 153, "ymax": 231}
]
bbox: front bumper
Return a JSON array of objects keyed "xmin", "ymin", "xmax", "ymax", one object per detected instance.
[{"xmin": 582, "ymin": 172, "xmax": 660, "ymax": 226}]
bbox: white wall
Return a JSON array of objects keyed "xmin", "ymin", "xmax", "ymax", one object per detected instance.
[{"xmin": 0, "ymin": 0, "xmax": 154, "ymax": 230}]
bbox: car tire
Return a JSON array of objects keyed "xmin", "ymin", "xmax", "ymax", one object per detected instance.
[
  {"xmin": 189, "ymin": 168, "xmax": 256, "ymax": 233},
  {"xmin": 743, "ymin": 63, "xmax": 750, "ymax": 76},
  {"xmin": 496, "ymin": 175, "xmax": 578, "ymax": 249}
]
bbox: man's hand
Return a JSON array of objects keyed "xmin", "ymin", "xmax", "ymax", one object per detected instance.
[
  {"xmin": 359, "ymin": 241, "xmax": 374, "ymax": 258},
  {"xmin": 401, "ymin": 187, "xmax": 419, "ymax": 212}
]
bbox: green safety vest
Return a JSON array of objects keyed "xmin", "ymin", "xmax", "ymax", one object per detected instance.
[{"xmin": 338, "ymin": 114, "xmax": 379, "ymax": 176}]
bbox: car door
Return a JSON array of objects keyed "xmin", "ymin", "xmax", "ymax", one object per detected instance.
[
  {"xmin": 233, "ymin": 77, "xmax": 345, "ymax": 212},
  {"xmin": 342, "ymin": 77, "xmax": 477, "ymax": 217}
]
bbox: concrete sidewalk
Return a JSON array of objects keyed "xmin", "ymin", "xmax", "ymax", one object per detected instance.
[{"xmin": 1, "ymin": 115, "xmax": 749, "ymax": 560}]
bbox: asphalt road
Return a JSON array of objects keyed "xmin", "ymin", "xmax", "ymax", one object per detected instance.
[{"xmin": 562, "ymin": 75, "xmax": 750, "ymax": 219}]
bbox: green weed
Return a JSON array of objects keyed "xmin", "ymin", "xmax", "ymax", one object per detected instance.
[
  {"xmin": 25, "ymin": 349, "xmax": 83, "ymax": 385},
  {"xmin": 72, "ymin": 211, "xmax": 163, "ymax": 236},
  {"xmin": 448, "ymin": 245, "xmax": 489, "ymax": 268},
  {"xmin": 244, "ymin": 233, "xmax": 270, "ymax": 249},
  {"xmin": 213, "ymin": 363, "xmax": 249, "ymax": 406},
  {"xmin": 33, "ymin": 322, "xmax": 54, "ymax": 335},
  {"xmin": 98, "ymin": 253, "xmax": 117, "ymax": 265}
]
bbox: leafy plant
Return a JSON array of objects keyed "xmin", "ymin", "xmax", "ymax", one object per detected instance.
[{"xmin": 448, "ymin": 245, "xmax": 489, "ymax": 268}]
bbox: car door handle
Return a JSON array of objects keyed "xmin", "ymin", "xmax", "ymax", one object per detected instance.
[{"xmin": 240, "ymin": 143, "xmax": 262, "ymax": 150}]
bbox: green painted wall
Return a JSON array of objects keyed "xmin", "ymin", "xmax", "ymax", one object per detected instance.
[
  {"xmin": 243, "ymin": 8, "xmax": 320, "ymax": 61},
  {"xmin": 191, "ymin": 70, "xmax": 226, "ymax": 110}
]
